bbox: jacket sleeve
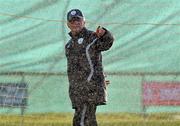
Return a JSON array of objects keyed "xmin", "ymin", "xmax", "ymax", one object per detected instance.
[
  {"xmin": 95, "ymin": 27, "xmax": 114, "ymax": 52},
  {"xmin": 65, "ymin": 39, "xmax": 72, "ymax": 57}
]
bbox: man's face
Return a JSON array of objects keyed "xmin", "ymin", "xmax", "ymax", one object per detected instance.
[{"xmin": 67, "ymin": 17, "xmax": 85, "ymax": 34}]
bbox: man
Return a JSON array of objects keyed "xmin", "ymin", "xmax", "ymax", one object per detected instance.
[{"xmin": 65, "ymin": 9, "xmax": 114, "ymax": 126}]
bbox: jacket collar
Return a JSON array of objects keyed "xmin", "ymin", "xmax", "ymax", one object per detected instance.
[{"xmin": 68, "ymin": 27, "xmax": 88, "ymax": 39}]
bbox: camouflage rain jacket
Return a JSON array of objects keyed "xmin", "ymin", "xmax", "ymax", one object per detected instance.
[{"xmin": 65, "ymin": 27, "xmax": 114, "ymax": 109}]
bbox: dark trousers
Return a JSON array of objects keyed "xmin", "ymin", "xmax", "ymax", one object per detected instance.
[{"xmin": 73, "ymin": 103, "xmax": 97, "ymax": 126}]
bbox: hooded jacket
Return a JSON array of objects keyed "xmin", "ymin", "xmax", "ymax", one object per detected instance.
[{"xmin": 65, "ymin": 27, "xmax": 114, "ymax": 109}]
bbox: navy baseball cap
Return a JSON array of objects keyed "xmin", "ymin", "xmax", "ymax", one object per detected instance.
[{"xmin": 67, "ymin": 9, "xmax": 84, "ymax": 21}]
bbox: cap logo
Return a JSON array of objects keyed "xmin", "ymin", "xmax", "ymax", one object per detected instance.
[{"xmin": 70, "ymin": 10, "xmax": 76, "ymax": 15}]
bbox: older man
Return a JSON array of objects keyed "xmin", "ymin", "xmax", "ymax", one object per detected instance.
[{"xmin": 65, "ymin": 9, "xmax": 114, "ymax": 126}]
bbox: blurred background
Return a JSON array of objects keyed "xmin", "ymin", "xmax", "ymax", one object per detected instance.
[{"xmin": 0, "ymin": 0, "xmax": 180, "ymax": 125}]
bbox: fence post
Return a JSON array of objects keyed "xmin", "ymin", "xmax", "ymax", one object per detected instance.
[{"xmin": 141, "ymin": 74, "xmax": 147, "ymax": 118}]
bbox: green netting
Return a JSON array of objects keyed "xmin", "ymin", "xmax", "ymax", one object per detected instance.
[{"xmin": 0, "ymin": 0, "xmax": 180, "ymax": 114}]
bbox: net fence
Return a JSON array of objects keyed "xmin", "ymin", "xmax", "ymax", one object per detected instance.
[
  {"xmin": 0, "ymin": 0, "xmax": 180, "ymax": 126},
  {"xmin": 0, "ymin": 72, "xmax": 180, "ymax": 126}
]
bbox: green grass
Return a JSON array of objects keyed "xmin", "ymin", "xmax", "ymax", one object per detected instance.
[{"xmin": 0, "ymin": 113, "xmax": 180, "ymax": 126}]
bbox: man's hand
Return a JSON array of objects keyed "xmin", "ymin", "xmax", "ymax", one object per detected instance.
[
  {"xmin": 96, "ymin": 26, "xmax": 106, "ymax": 38},
  {"xmin": 105, "ymin": 80, "xmax": 110, "ymax": 85},
  {"xmin": 104, "ymin": 73, "xmax": 110, "ymax": 86}
]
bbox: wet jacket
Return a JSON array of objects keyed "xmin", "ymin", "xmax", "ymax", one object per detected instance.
[{"xmin": 65, "ymin": 27, "xmax": 114, "ymax": 109}]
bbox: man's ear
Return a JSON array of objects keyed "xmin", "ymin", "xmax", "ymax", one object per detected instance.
[
  {"xmin": 83, "ymin": 20, "xmax": 85, "ymax": 26},
  {"xmin": 67, "ymin": 22, "xmax": 71, "ymax": 29}
]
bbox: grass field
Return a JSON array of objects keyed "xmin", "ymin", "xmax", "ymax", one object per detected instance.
[{"xmin": 0, "ymin": 113, "xmax": 180, "ymax": 126}]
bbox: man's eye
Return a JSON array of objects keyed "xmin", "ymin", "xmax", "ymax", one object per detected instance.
[{"xmin": 70, "ymin": 18, "xmax": 81, "ymax": 23}]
